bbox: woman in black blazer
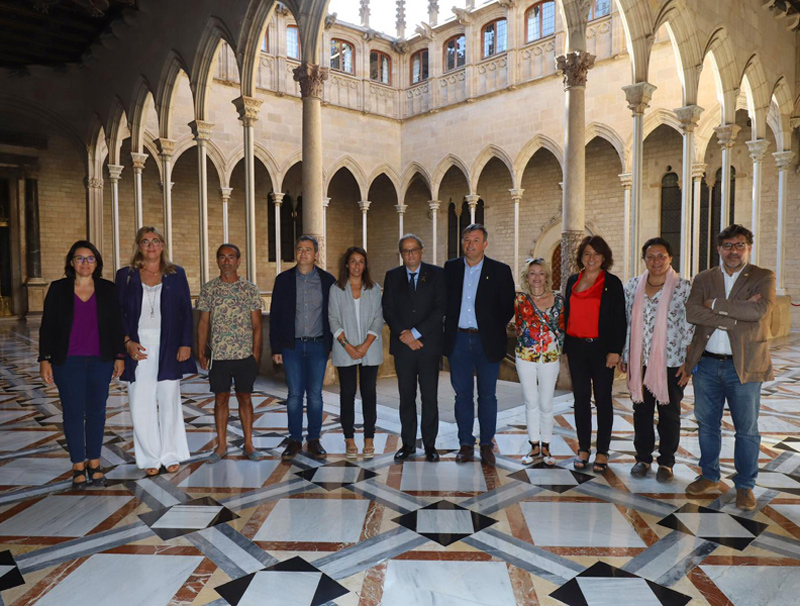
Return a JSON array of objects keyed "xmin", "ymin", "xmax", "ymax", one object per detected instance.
[
  {"xmin": 39, "ymin": 241, "xmax": 125, "ymax": 489},
  {"xmin": 562, "ymin": 236, "xmax": 627, "ymax": 472}
]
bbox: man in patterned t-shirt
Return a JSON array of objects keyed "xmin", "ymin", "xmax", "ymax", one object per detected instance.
[{"xmin": 197, "ymin": 244, "xmax": 264, "ymax": 463}]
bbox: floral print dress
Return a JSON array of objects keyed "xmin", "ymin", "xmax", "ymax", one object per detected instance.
[{"xmin": 514, "ymin": 292, "xmax": 566, "ymax": 363}]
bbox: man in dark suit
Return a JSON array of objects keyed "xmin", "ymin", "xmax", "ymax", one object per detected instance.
[
  {"xmin": 444, "ymin": 224, "xmax": 515, "ymax": 464},
  {"xmin": 382, "ymin": 234, "xmax": 446, "ymax": 462}
]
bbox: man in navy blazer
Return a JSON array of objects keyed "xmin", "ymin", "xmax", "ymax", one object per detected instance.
[
  {"xmin": 444, "ymin": 224, "xmax": 515, "ymax": 464},
  {"xmin": 382, "ymin": 234, "xmax": 446, "ymax": 462},
  {"xmin": 269, "ymin": 235, "xmax": 336, "ymax": 460}
]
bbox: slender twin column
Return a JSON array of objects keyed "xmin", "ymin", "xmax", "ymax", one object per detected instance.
[
  {"xmin": 428, "ymin": 200, "xmax": 441, "ymax": 264},
  {"xmin": 270, "ymin": 192, "xmax": 285, "ymax": 274},
  {"xmin": 691, "ymin": 163, "xmax": 707, "ymax": 276},
  {"xmin": 220, "ymin": 187, "xmax": 232, "ymax": 242},
  {"xmin": 713, "ymin": 124, "xmax": 741, "ymax": 232},
  {"xmin": 774, "ymin": 151, "xmax": 794, "ymax": 294},
  {"xmin": 87, "ymin": 177, "xmax": 104, "ymax": 253},
  {"xmin": 618, "ymin": 174, "xmax": 632, "ymax": 282},
  {"xmin": 464, "ymin": 194, "xmax": 480, "ymax": 224},
  {"xmin": 107, "ymin": 164, "xmax": 124, "ymax": 272},
  {"xmin": 190, "ymin": 120, "xmax": 214, "ymax": 285},
  {"xmin": 322, "ymin": 196, "xmax": 330, "ymax": 269},
  {"xmin": 358, "ymin": 200, "xmax": 371, "ymax": 249},
  {"xmin": 232, "ymin": 97, "xmax": 263, "ymax": 284},
  {"xmin": 675, "ymin": 105, "xmax": 702, "ymax": 277},
  {"xmin": 746, "ymin": 139, "xmax": 770, "ymax": 265},
  {"xmin": 156, "ymin": 138, "xmax": 176, "ymax": 259},
  {"xmin": 509, "ymin": 188, "xmax": 524, "ymax": 285},
  {"xmin": 130, "ymin": 152, "xmax": 147, "ymax": 231}
]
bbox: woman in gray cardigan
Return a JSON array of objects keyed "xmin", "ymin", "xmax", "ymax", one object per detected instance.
[{"xmin": 329, "ymin": 246, "xmax": 384, "ymax": 459}]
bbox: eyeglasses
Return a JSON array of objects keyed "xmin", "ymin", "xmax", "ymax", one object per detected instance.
[
  {"xmin": 645, "ymin": 253, "xmax": 670, "ymax": 262},
  {"xmin": 720, "ymin": 241, "xmax": 748, "ymax": 251},
  {"xmin": 73, "ymin": 256, "xmax": 96, "ymax": 264},
  {"xmin": 401, "ymin": 247, "xmax": 422, "ymax": 255},
  {"xmin": 140, "ymin": 238, "xmax": 162, "ymax": 247}
]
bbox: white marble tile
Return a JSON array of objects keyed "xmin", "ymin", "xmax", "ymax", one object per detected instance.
[
  {"xmin": 673, "ymin": 512, "xmax": 754, "ymax": 538},
  {"xmin": 608, "ymin": 463, "xmax": 700, "ymax": 494},
  {"xmin": 0, "ymin": 410, "xmax": 32, "ymax": 424},
  {"xmin": 770, "ymin": 504, "xmax": 800, "ymax": 526},
  {"xmin": 185, "ymin": 431, "xmax": 214, "ymax": 453},
  {"xmin": 493, "ymin": 433, "xmax": 575, "ymax": 457},
  {"xmin": 679, "ymin": 436, "xmax": 737, "ymax": 459},
  {"xmin": 560, "ymin": 413, "xmax": 635, "ymax": 433},
  {"xmin": 239, "ymin": 571, "xmax": 321, "ymax": 606},
  {"xmin": 520, "ymin": 502, "xmax": 646, "ymax": 547},
  {"xmin": 700, "ymin": 565, "xmax": 800, "ymax": 606},
  {"xmin": 756, "ymin": 471, "xmax": 800, "ymax": 492},
  {"xmin": 105, "ymin": 411, "xmax": 133, "ymax": 426},
  {"xmin": 309, "ymin": 466, "xmax": 363, "ymax": 484},
  {"xmin": 382, "ymin": 560, "xmax": 516, "ymax": 606},
  {"xmin": 0, "ymin": 494, "xmax": 132, "ymax": 537},
  {"xmin": 105, "ymin": 464, "xmax": 146, "ymax": 481},
  {"xmin": 35, "ymin": 553, "xmax": 203, "ymax": 606},
  {"xmin": 0, "ymin": 457, "xmax": 69, "ymax": 485},
  {"xmin": 399, "ymin": 462, "xmax": 487, "ymax": 492},
  {"xmin": 251, "ymin": 435, "xmax": 287, "ymax": 449},
  {"xmin": 178, "ymin": 459, "xmax": 280, "ymax": 488},
  {"xmin": 523, "ymin": 468, "xmax": 579, "ymax": 486},
  {"xmin": 253, "ymin": 412, "xmax": 288, "ymax": 429},
  {"xmin": 416, "ymin": 509, "xmax": 474, "ymax": 534},
  {"xmin": 151, "ymin": 505, "xmax": 223, "ymax": 529},
  {"xmin": 255, "ymin": 498, "xmax": 370, "ymax": 542},
  {"xmin": 0, "ymin": 429, "xmax": 57, "ymax": 451},
  {"xmin": 317, "ymin": 432, "xmax": 388, "ymax": 454},
  {"xmin": 577, "ymin": 577, "xmax": 661, "ymax": 606}
]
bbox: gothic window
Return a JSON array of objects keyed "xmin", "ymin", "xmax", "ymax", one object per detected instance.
[
  {"xmin": 261, "ymin": 29, "xmax": 269, "ymax": 52},
  {"xmin": 660, "ymin": 172, "xmax": 681, "ymax": 270},
  {"xmin": 709, "ymin": 166, "xmax": 736, "ymax": 267},
  {"xmin": 286, "ymin": 25, "xmax": 300, "ymax": 60},
  {"xmin": 525, "ymin": 2, "xmax": 555, "ymax": 43},
  {"xmin": 444, "ymin": 35, "xmax": 466, "ymax": 72},
  {"xmin": 330, "ymin": 39, "xmax": 354, "ymax": 74},
  {"xmin": 588, "ymin": 0, "xmax": 611, "ymax": 20},
  {"xmin": 411, "ymin": 49, "xmax": 429, "ymax": 84},
  {"xmin": 268, "ymin": 194, "xmax": 303, "ymax": 263},
  {"xmin": 447, "ymin": 198, "xmax": 485, "ymax": 259},
  {"xmin": 483, "ymin": 19, "xmax": 507, "ymax": 58},
  {"xmin": 370, "ymin": 50, "xmax": 391, "ymax": 84}
]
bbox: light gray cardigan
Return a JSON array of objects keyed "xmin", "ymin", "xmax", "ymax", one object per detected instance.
[{"xmin": 328, "ymin": 281, "xmax": 385, "ymax": 367}]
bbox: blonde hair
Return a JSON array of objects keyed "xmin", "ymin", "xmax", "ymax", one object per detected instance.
[
  {"xmin": 519, "ymin": 258, "xmax": 552, "ymax": 294},
  {"xmin": 128, "ymin": 226, "xmax": 177, "ymax": 274}
]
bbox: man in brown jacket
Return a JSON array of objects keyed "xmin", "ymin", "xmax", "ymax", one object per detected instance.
[{"xmin": 684, "ymin": 224, "xmax": 775, "ymax": 511}]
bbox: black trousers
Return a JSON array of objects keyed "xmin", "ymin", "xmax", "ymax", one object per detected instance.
[
  {"xmin": 567, "ymin": 338, "xmax": 615, "ymax": 455},
  {"xmin": 394, "ymin": 350, "xmax": 440, "ymax": 449},
  {"xmin": 633, "ymin": 365, "xmax": 684, "ymax": 467},
  {"xmin": 337, "ymin": 365, "xmax": 378, "ymax": 439}
]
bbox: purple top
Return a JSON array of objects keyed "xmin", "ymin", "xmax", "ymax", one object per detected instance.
[{"xmin": 67, "ymin": 293, "xmax": 101, "ymax": 357}]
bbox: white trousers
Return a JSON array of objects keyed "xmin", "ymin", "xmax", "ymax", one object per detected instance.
[
  {"xmin": 128, "ymin": 328, "xmax": 190, "ymax": 469},
  {"xmin": 515, "ymin": 356, "xmax": 560, "ymax": 443}
]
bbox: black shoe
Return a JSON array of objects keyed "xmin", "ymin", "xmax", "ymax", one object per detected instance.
[
  {"xmin": 479, "ymin": 444, "xmax": 496, "ymax": 466},
  {"xmin": 630, "ymin": 461, "xmax": 651, "ymax": 478},
  {"xmin": 87, "ymin": 464, "xmax": 106, "ymax": 487},
  {"xmin": 281, "ymin": 439, "xmax": 302, "ymax": 460},
  {"xmin": 455, "ymin": 445, "xmax": 474, "ymax": 463},
  {"xmin": 656, "ymin": 465, "xmax": 674, "ymax": 483},
  {"xmin": 306, "ymin": 439, "xmax": 327, "ymax": 459},
  {"xmin": 394, "ymin": 446, "xmax": 415, "ymax": 461},
  {"xmin": 425, "ymin": 447, "xmax": 440, "ymax": 462},
  {"xmin": 71, "ymin": 467, "xmax": 88, "ymax": 490}
]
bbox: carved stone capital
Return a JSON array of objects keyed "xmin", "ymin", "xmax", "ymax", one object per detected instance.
[
  {"xmin": 189, "ymin": 120, "xmax": 214, "ymax": 141},
  {"xmin": 232, "ymin": 96, "xmax": 262, "ymax": 125},
  {"xmin": 746, "ymin": 139, "xmax": 771, "ymax": 162},
  {"xmin": 508, "ymin": 188, "xmax": 524, "ymax": 202},
  {"xmin": 691, "ymin": 163, "xmax": 707, "ymax": 180},
  {"xmin": 358, "ymin": 200, "xmax": 372, "ymax": 214},
  {"xmin": 618, "ymin": 173, "xmax": 632, "ymax": 189},
  {"xmin": 275, "ymin": 3, "xmax": 290, "ymax": 17},
  {"xmin": 107, "ymin": 164, "xmax": 124, "ymax": 181},
  {"xmin": 270, "ymin": 192, "xmax": 285, "ymax": 206},
  {"xmin": 87, "ymin": 177, "xmax": 103, "ymax": 190},
  {"xmin": 773, "ymin": 150, "xmax": 795, "ymax": 171},
  {"xmin": 791, "ymin": 116, "xmax": 800, "ymax": 130},
  {"xmin": 464, "ymin": 194, "xmax": 480, "ymax": 209},
  {"xmin": 156, "ymin": 138, "xmax": 175, "ymax": 157},
  {"xmin": 395, "ymin": 203, "xmax": 408, "ymax": 215},
  {"xmin": 130, "ymin": 152, "xmax": 148, "ymax": 171},
  {"xmin": 622, "ymin": 81, "xmax": 656, "ymax": 115},
  {"xmin": 323, "ymin": 197, "xmax": 331, "ymax": 209},
  {"xmin": 714, "ymin": 124, "xmax": 741, "ymax": 148},
  {"xmin": 675, "ymin": 105, "xmax": 703, "ymax": 133},
  {"xmin": 293, "ymin": 63, "xmax": 329, "ymax": 99},
  {"xmin": 557, "ymin": 51, "xmax": 596, "ymax": 90},
  {"xmin": 428, "ymin": 199, "xmax": 441, "ymax": 212},
  {"xmin": 220, "ymin": 187, "xmax": 233, "ymax": 201}
]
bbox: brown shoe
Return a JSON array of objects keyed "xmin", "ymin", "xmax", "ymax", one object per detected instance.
[
  {"xmin": 736, "ymin": 488, "xmax": 757, "ymax": 511},
  {"xmin": 455, "ymin": 445, "xmax": 474, "ymax": 463},
  {"xmin": 479, "ymin": 444, "xmax": 496, "ymax": 466},
  {"xmin": 306, "ymin": 439, "xmax": 328, "ymax": 460},
  {"xmin": 686, "ymin": 476, "xmax": 720, "ymax": 496},
  {"xmin": 281, "ymin": 439, "xmax": 302, "ymax": 460},
  {"xmin": 656, "ymin": 466, "xmax": 674, "ymax": 483}
]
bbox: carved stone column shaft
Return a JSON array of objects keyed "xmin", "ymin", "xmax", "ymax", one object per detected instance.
[
  {"xmin": 156, "ymin": 138, "xmax": 176, "ymax": 259},
  {"xmin": 691, "ymin": 163, "xmax": 706, "ymax": 277},
  {"xmin": 130, "ymin": 152, "xmax": 148, "ymax": 231},
  {"xmin": 271, "ymin": 192, "xmax": 285, "ymax": 274},
  {"xmin": 232, "ymin": 97, "xmax": 262, "ymax": 284},
  {"xmin": 190, "ymin": 120, "xmax": 214, "ymax": 284},
  {"xmin": 746, "ymin": 139, "xmax": 770, "ymax": 265},
  {"xmin": 714, "ymin": 124, "xmax": 741, "ymax": 232},
  {"xmin": 107, "ymin": 164, "xmax": 124, "ymax": 272},
  {"xmin": 220, "ymin": 187, "xmax": 232, "ymax": 243},
  {"xmin": 676, "ymin": 105, "xmax": 702, "ymax": 277},
  {"xmin": 774, "ymin": 151, "xmax": 794, "ymax": 293},
  {"xmin": 618, "ymin": 173, "xmax": 632, "ymax": 282},
  {"xmin": 428, "ymin": 200, "xmax": 441, "ymax": 265}
]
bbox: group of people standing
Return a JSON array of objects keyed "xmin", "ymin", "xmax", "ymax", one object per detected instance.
[{"xmin": 39, "ymin": 221, "xmax": 774, "ymax": 512}]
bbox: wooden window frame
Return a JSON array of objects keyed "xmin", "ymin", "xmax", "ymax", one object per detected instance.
[
  {"xmin": 525, "ymin": 2, "xmax": 555, "ymax": 44},
  {"xmin": 588, "ymin": 0, "xmax": 611, "ymax": 21},
  {"xmin": 286, "ymin": 24, "xmax": 300, "ymax": 60},
  {"xmin": 443, "ymin": 34, "xmax": 466, "ymax": 73},
  {"xmin": 330, "ymin": 38, "xmax": 355, "ymax": 74},
  {"xmin": 410, "ymin": 48, "xmax": 429, "ymax": 85},
  {"xmin": 482, "ymin": 18, "xmax": 508, "ymax": 59},
  {"xmin": 369, "ymin": 50, "xmax": 391, "ymax": 85}
]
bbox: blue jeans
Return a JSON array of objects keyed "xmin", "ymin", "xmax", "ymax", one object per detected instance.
[
  {"xmin": 448, "ymin": 331, "xmax": 501, "ymax": 446},
  {"xmin": 282, "ymin": 339, "xmax": 328, "ymax": 442},
  {"xmin": 52, "ymin": 356, "xmax": 114, "ymax": 463},
  {"xmin": 693, "ymin": 356, "xmax": 762, "ymax": 489}
]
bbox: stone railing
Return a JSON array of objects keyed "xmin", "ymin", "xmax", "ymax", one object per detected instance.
[
  {"xmin": 405, "ymin": 80, "xmax": 432, "ymax": 117},
  {"xmin": 438, "ymin": 67, "xmax": 468, "ymax": 106},
  {"xmin": 475, "ymin": 53, "xmax": 508, "ymax": 96},
  {"xmin": 518, "ymin": 36, "xmax": 557, "ymax": 82}
]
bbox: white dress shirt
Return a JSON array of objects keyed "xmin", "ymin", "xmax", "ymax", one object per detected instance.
[{"xmin": 705, "ymin": 266, "xmax": 744, "ymax": 355}]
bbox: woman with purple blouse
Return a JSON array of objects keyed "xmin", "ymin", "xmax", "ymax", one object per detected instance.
[{"xmin": 39, "ymin": 241, "xmax": 125, "ymax": 489}]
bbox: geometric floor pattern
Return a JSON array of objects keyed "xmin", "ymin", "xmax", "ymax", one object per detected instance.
[{"xmin": 1, "ymin": 322, "xmax": 800, "ymax": 604}]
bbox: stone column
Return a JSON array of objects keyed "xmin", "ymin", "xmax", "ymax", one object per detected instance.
[
  {"xmin": 220, "ymin": 187, "xmax": 232, "ymax": 242},
  {"xmin": 232, "ymin": 97, "xmax": 263, "ymax": 284},
  {"xmin": 107, "ymin": 164, "xmax": 124, "ymax": 272},
  {"xmin": 558, "ymin": 52, "xmax": 597, "ymax": 287},
  {"xmin": 428, "ymin": 200, "xmax": 440, "ymax": 265},
  {"xmin": 322, "ymin": 197, "xmax": 331, "ymax": 269},
  {"xmin": 293, "ymin": 63, "xmax": 329, "ymax": 266},
  {"xmin": 86, "ymin": 175, "xmax": 104, "ymax": 248},
  {"xmin": 190, "ymin": 120, "xmax": 214, "ymax": 285},
  {"xmin": 358, "ymin": 200, "xmax": 371, "ymax": 249},
  {"xmin": 26, "ymin": 174, "xmax": 46, "ymax": 312},
  {"xmin": 464, "ymin": 194, "xmax": 480, "ymax": 224},
  {"xmin": 621, "ymin": 81, "xmax": 656, "ymax": 279},
  {"xmin": 396, "ymin": 203, "xmax": 407, "ymax": 264},
  {"xmin": 618, "ymin": 173, "xmax": 632, "ymax": 282},
  {"xmin": 676, "ymin": 105, "xmax": 702, "ymax": 277},
  {"xmin": 713, "ymin": 124, "xmax": 741, "ymax": 231},
  {"xmin": 746, "ymin": 139, "xmax": 770, "ymax": 265},
  {"xmin": 271, "ymin": 192, "xmax": 285, "ymax": 274},
  {"xmin": 691, "ymin": 163, "xmax": 706, "ymax": 277},
  {"xmin": 509, "ymin": 188, "xmax": 524, "ymax": 284},
  {"xmin": 774, "ymin": 151, "xmax": 794, "ymax": 294},
  {"xmin": 130, "ymin": 152, "xmax": 147, "ymax": 231},
  {"xmin": 156, "ymin": 138, "xmax": 176, "ymax": 259}
]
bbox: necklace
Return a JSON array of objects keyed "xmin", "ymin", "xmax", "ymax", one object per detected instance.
[
  {"xmin": 531, "ymin": 290, "xmax": 548, "ymax": 299},
  {"xmin": 646, "ymin": 278, "xmax": 665, "ymax": 288},
  {"xmin": 145, "ymin": 284, "xmax": 159, "ymax": 319}
]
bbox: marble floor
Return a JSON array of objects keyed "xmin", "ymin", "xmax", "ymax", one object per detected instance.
[{"xmin": 0, "ymin": 323, "xmax": 799, "ymax": 605}]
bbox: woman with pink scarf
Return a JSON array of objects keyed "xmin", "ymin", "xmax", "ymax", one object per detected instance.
[{"xmin": 619, "ymin": 237, "xmax": 694, "ymax": 483}]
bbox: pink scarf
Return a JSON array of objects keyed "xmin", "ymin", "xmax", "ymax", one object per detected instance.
[{"xmin": 627, "ymin": 267, "xmax": 679, "ymax": 405}]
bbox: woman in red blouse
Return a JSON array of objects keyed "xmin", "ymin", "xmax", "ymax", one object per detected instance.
[{"xmin": 562, "ymin": 236, "xmax": 627, "ymax": 472}]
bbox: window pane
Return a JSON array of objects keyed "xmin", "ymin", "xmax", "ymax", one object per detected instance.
[
  {"xmin": 496, "ymin": 20, "xmax": 507, "ymax": 53},
  {"xmin": 456, "ymin": 36, "xmax": 465, "ymax": 67},
  {"xmin": 421, "ymin": 49, "xmax": 429, "ymax": 80},
  {"xmin": 381, "ymin": 55, "xmax": 389, "ymax": 83},
  {"xmin": 412, "ymin": 52, "xmax": 421, "ymax": 83},
  {"xmin": 342, "ymin": 42, "xmax": 353, "ymax": 73},
  {"xmin": 330, "ymin": 40, "xmax": 340, "ymax": 70},
  {"xmin": 543, "ymin": 3, "xmax": 555, "ymax": 36},
  {"xmin": 370, "ymin": 51, "xmax": 379, "ymax": 81},
  {"xmin": 527, "ymin": 6, "xmax": 541, "ymax": 42},
  {"xmin": 484, "ymin": 24, "xmax": 495, "ymax": 57},
  {"xmin": 287, "ymin": 27, "xmax": 299, "ymax": 59},
  {"xmin": 591, "ymin": 0, "xmax": 611, "ymax": 19}
]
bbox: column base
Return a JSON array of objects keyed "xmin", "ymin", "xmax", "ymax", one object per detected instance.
[{"xmin": 25, "ymin": 281, "xmax": 47, "ymax": 315}]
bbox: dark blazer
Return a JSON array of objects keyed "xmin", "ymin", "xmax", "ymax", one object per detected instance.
[
  {"xmin": 115, "ymin": 266, "xmax": 197, "ymax": 382},
  {"xmin": 269, "ymin": 265, "xmax": 336, "ymax": 355},
  {"xmin": 382, "ymin": 262, "xmax": 446, "ymax": 357},
  {"xmin": 563, "ymin": 270, "xmax": 627, "ymax": 356},
  {"xmin": 39, "ymin": 277, "xmax": 125, "ymax": 365},
  {"xmin": 443, "ymin": 256, "xmax": 515, "ymax": 363}
]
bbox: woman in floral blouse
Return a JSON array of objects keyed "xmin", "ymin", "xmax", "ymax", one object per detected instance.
[
  {"xmin": 515, "ymin": 258, "xmax": 565, "ymax": 466},
  {"xmin": 619, "ymin": 237, "xmax": 694, "ymax": 483}
]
